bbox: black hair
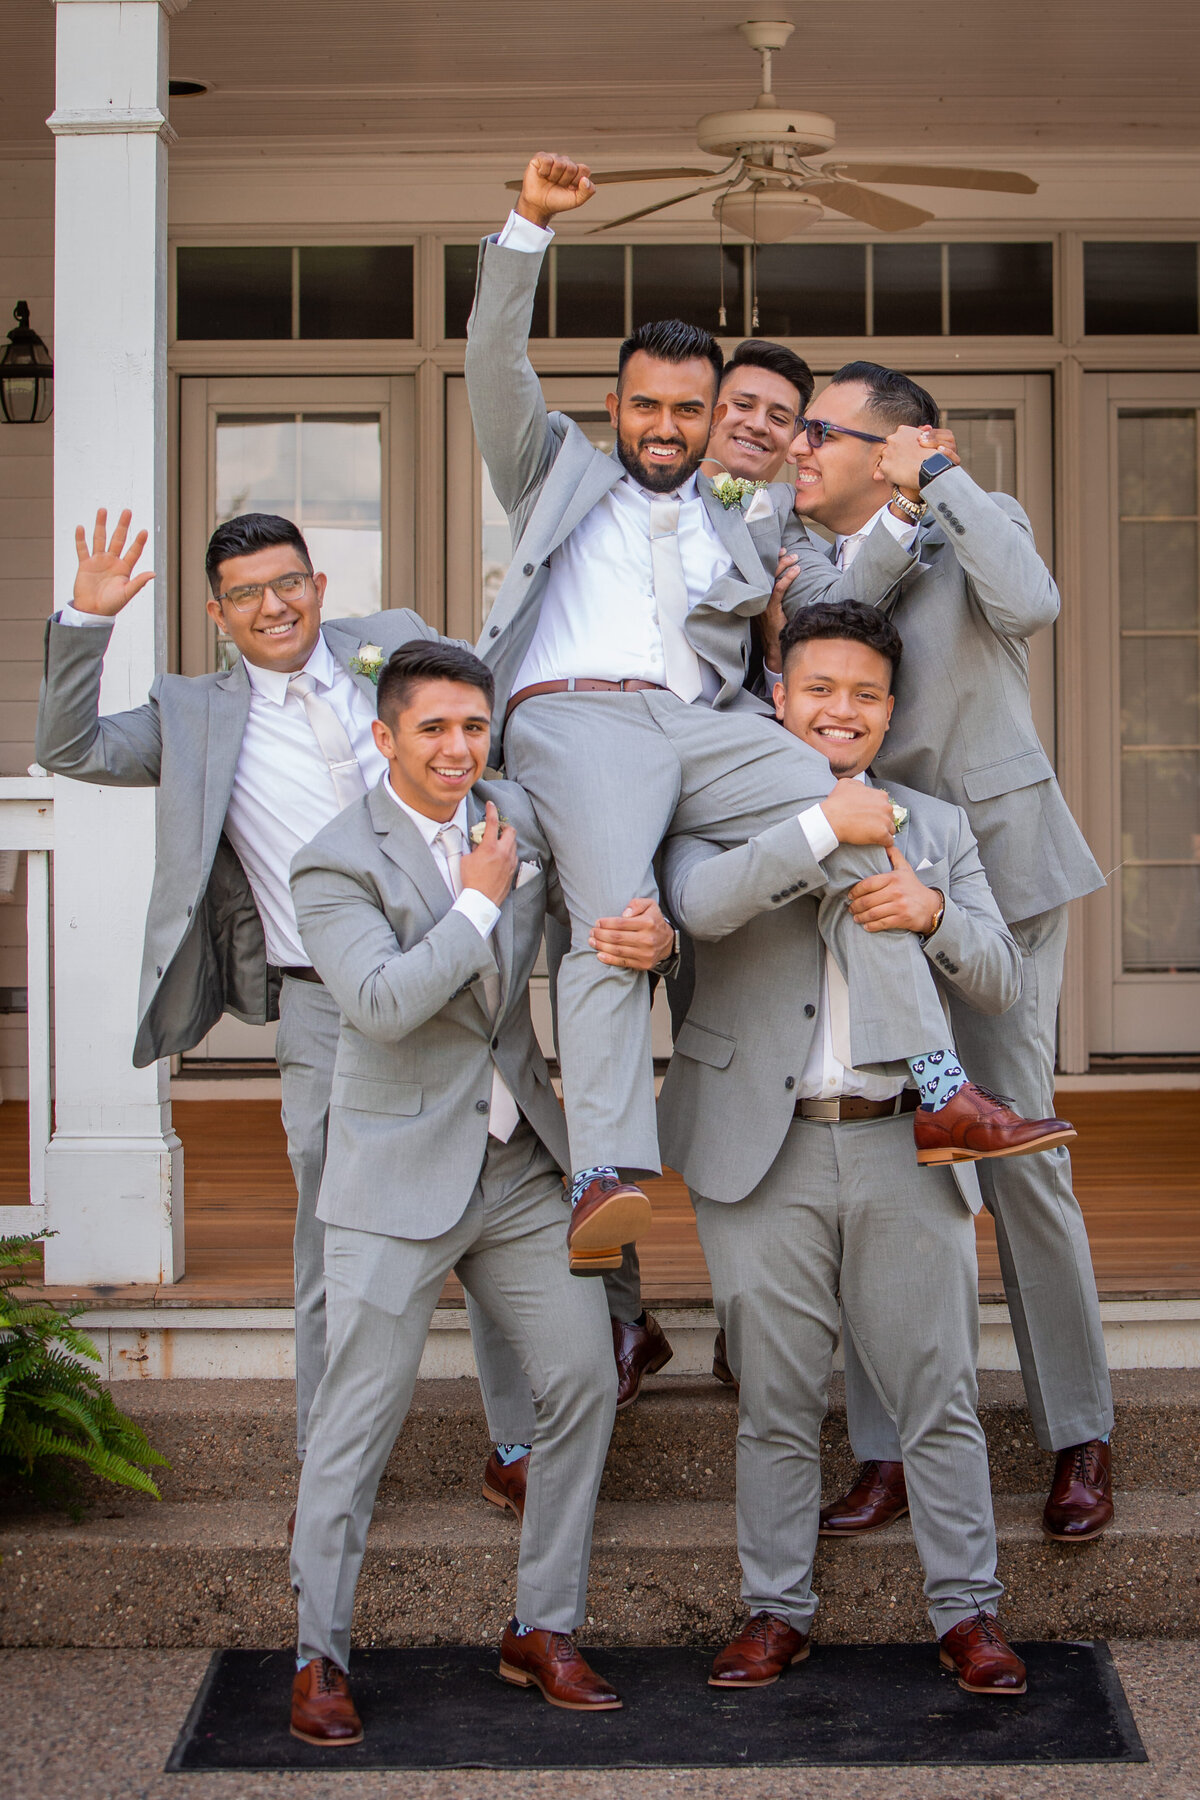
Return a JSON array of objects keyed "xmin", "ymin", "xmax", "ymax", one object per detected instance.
[
  {"xmin": 617, "ymin": 318, "xmax": 724, "ymax": 396},
  {"xmin": 779, "ymin": 600, "xmax": 904, "ymax": 690},
  {"xmin": 827, "ymin": 361, "xmax": 940, "ymax": 432},
  {"xmin": 721, "ymin": 339, "xmax": 814, "ymax": 414},
  {"xmin": 376, "ymin": 640, "xmax": 495, "ymax": 724},
  {"xmin": 205, "ymin": 513, "xmax": 312, "ymax": 596}
]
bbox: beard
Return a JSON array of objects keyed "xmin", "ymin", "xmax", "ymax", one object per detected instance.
[{"xmin": 616, "ymin": 430, "xmax": 706, "ymax": 495}]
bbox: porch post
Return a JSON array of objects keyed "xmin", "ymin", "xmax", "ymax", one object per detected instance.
[{"xmin": 43, "ymin": 0, "xmax": 188, "ymax": 1285}]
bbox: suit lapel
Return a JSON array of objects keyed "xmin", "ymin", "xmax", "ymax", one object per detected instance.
[
  {"xmin": 467, "ymin": 790, "xmax": 514, "ymax": 1019},
  {"xmin": 369, "ymin": 783, "xmax": 456, "ymax": 928},
  {"xmin": 202, "ymin": 664, "xmax": 253, "ymax": 867},
  {"xmin": 699, "ymin": 476, "xmax": 772, "ymax": 591},
  {"xmin": 322, "ymin": 621, "xmax": 380, "ymax": 704}
]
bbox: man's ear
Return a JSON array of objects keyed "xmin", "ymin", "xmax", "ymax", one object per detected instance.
[
  {"xmin": 773, "ymin": 678, "xmax": 786, "ymax": 721},
  {"xmin": 371, "ymin": 716, "xmax": 394, "ymax": 759},
  {"xmin": 205, "ymin": 595, "xmax": 227, "ymax": 636},
  {"xmin": 605, "ymin": 389, "xmax": 619, "ymax": 429},
  {"xmin": 884, "ymin": 691, "xmax": 895, "ymax": 731},
  {"xmin": 312, "ymin": 571, "xmax": 327, "ymax": 606},
  {"xmin": 711, "ymin": 398, "xmax": 729, "ymax": 430}
]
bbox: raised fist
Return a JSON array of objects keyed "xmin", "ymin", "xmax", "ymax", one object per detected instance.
[{"xmin": 516, "ymin": 154, "xmax": 595, "ymax": 230}]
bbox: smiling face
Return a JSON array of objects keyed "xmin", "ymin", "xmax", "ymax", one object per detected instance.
[
  {"xmin": 206, "ymin": 542, "xmax": 326, "ymax": 673},
  {"xmin": 774, "ymin": 635, "xmax": 894, "ymax": 778},
  {"xmin": 371, "ymin": 678, "xmax": 493, "ymax": 822},
  {"xmin": 788, "ymin": 379, "xmax": 889, "ymax": 536},
  {"xmin": 607, "ymin": 350, "xmax": 717, "ymax": 493},
  {"xmin": 708, "ymin": 364, "xmax": 802, "ymax": 483}
]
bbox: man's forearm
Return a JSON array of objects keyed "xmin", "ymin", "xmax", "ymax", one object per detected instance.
[{"xmin": 463, "ymin": 230, "xmax": 555, "ymax": 515}]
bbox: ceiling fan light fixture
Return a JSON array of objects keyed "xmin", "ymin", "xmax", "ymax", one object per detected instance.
[
  {"xmin": 717, "ymin": 189, "xmax": 824, "ymax": 243},
  {"xmin": 696, "ymin": 109, "xmax": 836, "ymax": 160}
]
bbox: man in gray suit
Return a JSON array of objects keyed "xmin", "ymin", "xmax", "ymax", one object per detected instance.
[
  {"xmin": 660, "ymin": 602, "xmax": 1028, "ymax": 1697},
  {"xmin": 34, "ymin": 510, "xmax": 489, "ymax": 1468},
  {"xmin": 288, "ymin": 642, "xmax": 620, "ymax": 1744},
  {"xmin": 468, "ymin": 153, "xmax": 1065, "ymax": 1276},
  {"xmin": 777, "ymin": 365, "xmax": 1114, "ymax": 1542}
]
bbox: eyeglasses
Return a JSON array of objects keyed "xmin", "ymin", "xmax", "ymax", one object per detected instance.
[
  {"xmin": 216, "ymin": 572, "xmax": 312, "ymax": 613},
  {"xmin": 796, "ymin": 418, "xmax": 888, "ymax": 450}
]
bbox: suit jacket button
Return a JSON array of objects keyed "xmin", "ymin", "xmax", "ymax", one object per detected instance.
[
  {"xmin": 770, "ymin": 893, "xmax": 781, "ymax": 903},
  {"xmin": 186, "ymin": 904, "xmax": 193, "ymax": 917},
  {"xmin": 804, "ymin": 1003, "xmax": 816, "ymax": 1018},
  {"xmin": 489, "ymin": 625, "xmax": 500, "ymax": 637},
  {"xmin": 156, "ymin": 966, "xmax": 163, "ymax": 977},
  {"xmin": 797, "ymin": 880, "xmax": 807, "ymax": 890},
  {"xmin": 491, "ymin": 1036, "xmax": 500, "ymax": 1050},
  {"xmin": 475, "ymin": 1099, "xmax": 489, "ymax": 1113},
  {"xmin": 784, "ymin": 1075, "xmax": 796, "ymax": 1091},
  {"xmin": 522, "ymin": 562, "xmax": 535, "ymax": 576}
]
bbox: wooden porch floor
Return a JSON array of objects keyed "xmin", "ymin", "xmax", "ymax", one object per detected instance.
[{"xmin": 4, "ymin": 1092, "xmax": 1199, "ymax": 1307}]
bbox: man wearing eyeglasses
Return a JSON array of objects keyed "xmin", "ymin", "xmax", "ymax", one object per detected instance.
[{"xmin": 771, "ymin": 363, "xmax": 1113, "ymax": 1546}]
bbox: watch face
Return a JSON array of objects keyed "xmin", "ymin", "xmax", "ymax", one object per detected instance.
[{"xmin": 919, "ymin": 452, "xmax": 953, "ymax": 487}]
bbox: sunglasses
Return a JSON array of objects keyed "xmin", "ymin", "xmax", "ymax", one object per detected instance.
[{"xmin": 796, "ymin": 418, "xmax": 888, "ymax": 450}]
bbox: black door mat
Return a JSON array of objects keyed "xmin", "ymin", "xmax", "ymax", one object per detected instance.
[{"xmin": 167, "ymin": 1640, "xmax": 1146, "ymax": 1771}]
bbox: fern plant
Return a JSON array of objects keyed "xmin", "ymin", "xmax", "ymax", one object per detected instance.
[{"xmin": 0, "ymin": 1230, "xmax": 169, "ymax": 1508}]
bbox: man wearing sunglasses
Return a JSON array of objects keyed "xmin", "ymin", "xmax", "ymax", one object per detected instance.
[{"xmin": 772, "ymin": 363, "xmax": 1113, "ymax": 1546}]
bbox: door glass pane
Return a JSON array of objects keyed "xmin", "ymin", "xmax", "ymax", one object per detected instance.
[
  {"xmin": 481, "ymin": 412, "xmax": 614, "ymax": 620},
  {"xmin": 1116, "ymin": 409, "xmax": 1200, "ymax": 971},
  {"xmin": 943, "ymin": 410, "xmax": 1016, "ymax": 496},
  {"xmin": 215, "ymin": 413, "xmax": 383, "ymax": 648}
]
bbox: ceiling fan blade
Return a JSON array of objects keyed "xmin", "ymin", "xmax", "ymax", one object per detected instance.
[
  {"xmin": 504, "ymin": 167, "xmax": 715, "ymax": 192},
  {"xmin": 585, "ymin": 183, "xmax": 729, "ymax": 234},
  {"xmin": 827, "ymin": 162, "xmax": 1038, "ymax": 195},
  {"xmin": 800, "ymin": 180, "xmax": 934, "ymax": 232}
]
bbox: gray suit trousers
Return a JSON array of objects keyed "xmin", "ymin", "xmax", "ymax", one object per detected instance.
[
  {"xmin": 505, "ymin": 691, "xmax": 951, "ymax": 1176},
  {"xmin": 695, "ymin": 1113, "xmax": 1002, "ymax": 1638},
  {"xmin": 844, "ymin": 905, "xmax": 1113, "ymax": 1458},
  {"xmin": 292, "ymin": 1123, "xmax": 616, "ymax": 1668}
]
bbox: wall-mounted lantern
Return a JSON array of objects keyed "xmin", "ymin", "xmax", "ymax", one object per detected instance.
[{"xmin": 0, "ymin": 302, "xmax": 53, "ymax": 425}]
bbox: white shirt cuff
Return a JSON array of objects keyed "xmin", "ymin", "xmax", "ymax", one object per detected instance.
[
  {"xmin": 452, "ymin": 888, "xmax": 501, "ymax": 939},
  {"xmin": 496, "ymin": 209, "xmax": 554, "ymax": 253},
  {"xmin": 799, "ymin": 802, "xmax": 839, "ymax": 863},
  {"xmin": 763, "ymin": 664, "xmax": 783, "ymax": 690},
  {"xmin": 877, "ymin": 505, "xmax": 920, "ymax": 550},
  {"xmin": 57, "ymin": 603, "xmax": 111, "ymax": 628}
]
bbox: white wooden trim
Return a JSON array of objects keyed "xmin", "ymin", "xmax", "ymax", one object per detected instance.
[{"xmin": 46, "ymin": 108, "xmax": 175, "ymax": 143}]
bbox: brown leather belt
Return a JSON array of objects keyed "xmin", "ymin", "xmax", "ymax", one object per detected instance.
[
  {"xmin": 280, "ymin": 965, "xmax": 324, "ymax": 985},
  {"xmin": 794, "ymin": 1089, "xmax": 920, "ymax": 1123},
  {"xmin": 505, "ymin": 677, "xmax": 666, "ymax": 723}
]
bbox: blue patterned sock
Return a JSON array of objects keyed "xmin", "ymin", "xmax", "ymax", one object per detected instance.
[
  {"xmin": 908, "ymin": 1049, "xmax": 968, "ymax": 1111},
  {"xmin": 511, "ymin": 1617, "xmax": 537, "ymax": 1637},
  {"xmin": 296, "ymin": 1655, "xmax": 314, "ymax": 1671},
  {"xmin": 570, "ymin": 1164, "xmax": 617, "ymax": 1207},
  {"xmin": 495, "ymin": 1442, "xmax": 532, "ymax": 1465}
]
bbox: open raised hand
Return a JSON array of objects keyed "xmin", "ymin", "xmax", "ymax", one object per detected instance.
[
  {"xmin": 515, "ymin": 153, "xmax": 595, "ymax": 230},
  {"xmin": 73, "ymin": 508, "xmax": 154, "ymax": 616}
]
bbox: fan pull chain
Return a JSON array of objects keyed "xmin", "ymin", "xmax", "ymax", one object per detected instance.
[
  {"xmin": 717, "ymin": 198, "xmax": 727, "ymax": 328},
  {"xmin": 751, "ymin": 234, "xmax": 760, "ymax": 333}
]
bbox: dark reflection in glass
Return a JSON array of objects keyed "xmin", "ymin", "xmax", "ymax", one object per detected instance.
[
  {"xmin": 177, "ymin": 247, "xmax": 292, "ymax": 339},
  {"xmin": 444, "ymin": 244, "xmax": 549, "ymax": 338},
  {"xmin": 555, "ymin": 245, "xmax": 626, "ymax": 337},
  {"xmin": 299, "ymin": 247, "xmax": 413, "ymax": 338},
  {"xmin": 632, "ymin": 245, "xmax": 742, "ymax": 333},
  {"xmin": 753, "ymin": 244, "xmax": 866, "ymax": 337},
  {"xmin": 948, "ymin": 243, "xmax": 1053, "ymax": 335},
  {"xmin": 873, "ymin": 243, "xmax": 942, "ymax": 336},
  {"xmin": 1085, "ymin": 243, "xmax": 1198, "ymax": 335}
]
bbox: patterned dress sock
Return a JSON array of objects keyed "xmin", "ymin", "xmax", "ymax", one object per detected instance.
[
  {"xmin": 495, "ymin": 1442, "xmax": 532, "ymax": 1465},
  {"xmin": 569, "ymin": 1164, "xmax": 618, "ymax": 1208},
  {"xmin": 907, "ymin": 1049, "xmax": 969, "ymax": 1111},
  {"xmin": 511, "ymin": 1617, "xmax": 537, "ymax": 1637}
]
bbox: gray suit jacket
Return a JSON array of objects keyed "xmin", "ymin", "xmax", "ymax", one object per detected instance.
[
  {"xmin": 34, "ymin": 608, "xmax": 438, "ymax": 1065},
  {"xmin": 657, "ymin": 777, "xmax": 1020, "ymax": 1209},
  {"xmin": 780, "ymin": 466, "xmax": 1104, "ymax": 922},
  {"xmin": 464, "ymin": 235, "xmax": 907, "ymax": 764},
  {"xmin": 291, "ymin": 778, "xmax": 570, "ymax": 1238}
]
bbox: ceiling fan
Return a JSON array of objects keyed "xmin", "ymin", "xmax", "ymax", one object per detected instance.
[{"xmin": 507, "ymin": 19, "xmax": 1037, "ymax": 244}]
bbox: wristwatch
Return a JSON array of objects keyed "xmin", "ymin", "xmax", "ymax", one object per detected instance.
[
  {"xmin": 919, "ymin": 890, "xmax": 946, "ymax": 943},
  {"xmin": 918, "ymin": 450, "xmax": 956, "ymax": 489},
  {"xmin": 651, "ymin": 925, "xmax": 682, "ymax": 977}
]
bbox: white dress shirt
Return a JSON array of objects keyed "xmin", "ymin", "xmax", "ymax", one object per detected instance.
[
  {"xmin": 58, "ymin": 610, "xmax": 388, "ymax": 968},
  {"xmin": 499, "ymin": 211, "xmax": 731, "ymax": 703},
  {"xmin": 796, "ymin": 778, "xmax": 909, "ymax": 1102}
]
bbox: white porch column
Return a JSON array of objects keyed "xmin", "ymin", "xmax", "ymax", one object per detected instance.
[{"xmin": 43, "ymin": 0, "xmax": 188, "ymax": 1285}]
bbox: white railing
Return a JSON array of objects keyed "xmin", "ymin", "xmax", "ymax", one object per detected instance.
[{"xmin": 0, "ymin": 776, "xmax": 54, "ymax": 1235}]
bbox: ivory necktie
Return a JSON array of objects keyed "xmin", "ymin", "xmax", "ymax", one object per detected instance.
[
  {"xmin": 287, "ymin": 673, "xmax": 368, "ymax": 811},
  {"xmin": 648, "ymin": 496, "xmax": 703, "ymax": 703},
  {"xmin": 435, "ymin": 823, "xmax": 521, "ymax": 1143},
  {"xmin": 837, "ymin": 534, "xmax": 864, "ymax": 571}
]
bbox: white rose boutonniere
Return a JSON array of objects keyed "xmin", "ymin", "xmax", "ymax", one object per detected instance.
[
  {"xmin": 886, "ymin": 797, "xmax": 909, "ymax": 832},
  {"xmin": 349, "ymin": 644, "xmax": 385, "ymax": 683},
  {"xmin": 710, "ymin": 471, "xmax": 769, "ymax": 512},
  {"xmin": 469, "ymin": 817, "xmax": 512, "ymax": 845}
]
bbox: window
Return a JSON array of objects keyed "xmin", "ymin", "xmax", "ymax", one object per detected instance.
[
  {"xmin": 632, "ymin": 245, "xmax": 743, "ymax": 333},
  {"xmin": 176, "ymin": 246, "xmax": 414, "ymax": 339},
  {"xmin": 947, "ymin": 243, "xmax": 1053, "ymax": 335},
  {"xmin": 755, "ymin": 244, "xmax": 866, "ymax": 337},
  {"xmin": 872, "ymin": 243, "xmax": 942, "ymax": 335},
  {"xmin": 1085, "ymin": 243, "xmax": 1199, "ymax": 336},
  {"xmin": 554, "ymin": 244, "xmax": 626, "ymax": 337}
]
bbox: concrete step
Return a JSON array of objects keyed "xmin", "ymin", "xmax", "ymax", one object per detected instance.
[
  {"xmin": 101, "ymin": 1371, "xmax": 1200, "ymax": 1506},
  {"xmin": 2, "ymin": 1490, "xmax": 1196, "ymax": 1648}
]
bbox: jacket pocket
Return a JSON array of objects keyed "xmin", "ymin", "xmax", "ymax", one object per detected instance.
[
  {"xmin": 330, "ymin": 1074, "xmax": 422, "ymax": 1116},
  {"xmin": 961, "ymin": 748, "xmax": 1054, "ymax": 804},
  {"xmin": 674, "ymin": 1020, "xmax": 736, "ymax": 1069}
]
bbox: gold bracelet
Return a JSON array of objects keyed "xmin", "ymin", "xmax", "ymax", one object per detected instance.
[
  {"xmin": 889, "ymin": 486, "xmax": 928, "ymax": 522},
  {"xmin": 924, "ymin": 891, "xmax": 946, "ymax": 939}
]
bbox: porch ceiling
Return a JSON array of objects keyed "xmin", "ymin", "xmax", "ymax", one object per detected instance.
[{"xmin": 5, "ymin": 1, "xmax": 1200, "ymax": 159}]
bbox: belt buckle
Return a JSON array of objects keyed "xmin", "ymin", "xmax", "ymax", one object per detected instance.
[{"xmin": 798, "ymin": 1098, "xmax": 841, "ymax": 1122}]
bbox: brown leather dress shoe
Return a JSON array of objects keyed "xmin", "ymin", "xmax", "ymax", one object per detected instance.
[
  {"xmin": 709, "ymin": 1612, "xmax": 811, "ymax": 1687},
  {"xmin": 819, "ymin": 1460, "xmax": 909, "ymax": 1535},
  {"xmin": 613, "ymin": 1311, "xmax": 674, "ymax": 1409},
  {"xmin": 914, "ymin": 1082, "xmax": 1077, "ymax": 1166},
  {"xmin": 498, "ymin": 1622, "xmax": 622, "ymax": 1710},
  {"xmin": 482, "ymin": 1448, "xmax": 528, "ymax": 1523},
  {"xmin": 566, "ymin": 1176, "xmax": 653, "ymax": 1274},
  {"xmin": 1043, "ymin": 1439, "xmax": 1114, "ymax": 1541},
  {"xmin": 939, "ymin": 1612, "xmax": 1027, "ymax": 1695},
  {"xmin": 712, "ymin": 1328, "xmax": 739, "ymax": 1392},
  {"xmin": 290, "ymin": 1657, "xmax": 364, "ymax": 1745},
  {"xmin": 286, "ymin": 1507, "xmax": 296, "ymax": 1544}
]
